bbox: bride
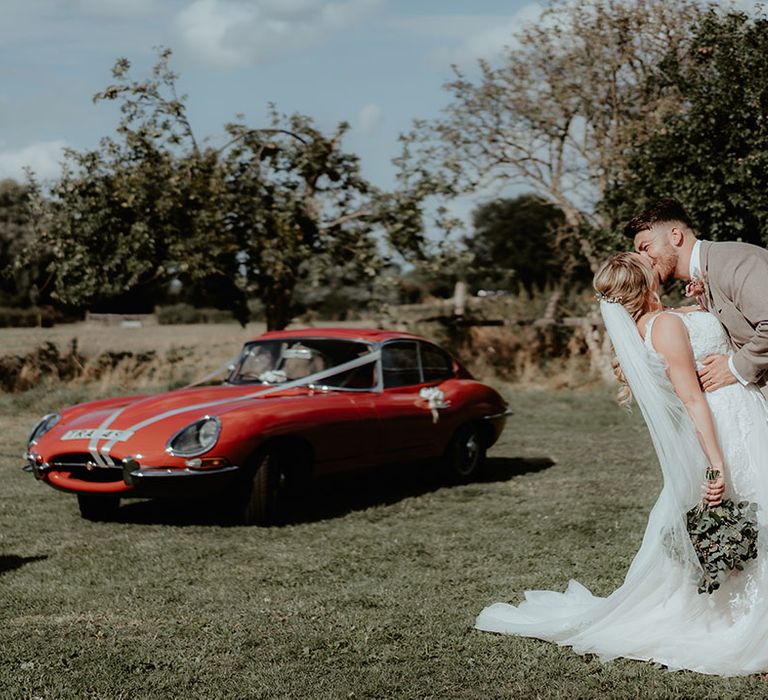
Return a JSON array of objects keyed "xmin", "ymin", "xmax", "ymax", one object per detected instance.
[{"xmin": 475, "ymin": 251, "xmax": 768, "ymax": 676}]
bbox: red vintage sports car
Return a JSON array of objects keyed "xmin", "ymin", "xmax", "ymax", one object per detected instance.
[{"xmin": 24, "ymin": 328, "xmax": 510, "ymax": 524}]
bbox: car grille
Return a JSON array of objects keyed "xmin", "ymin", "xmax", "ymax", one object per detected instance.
[{"xmin": 48, "ymin": 453, "xmax": 124, "ymax": 482}]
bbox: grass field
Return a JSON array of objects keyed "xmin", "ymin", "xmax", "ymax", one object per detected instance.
[{"xmin": 3, "ymin": 378, "xmax": 768, "ymax": 699}]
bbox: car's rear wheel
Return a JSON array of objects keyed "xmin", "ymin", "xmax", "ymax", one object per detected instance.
[
  {"xmin": 77, "ymin": 494, "xmax": 120, "ymax": 521},
  {"xmin": 240, "ymin": 448, "xmax": 289, "ymax": 526},
  {"xmin": 444, "ymin": 422, "xmax": 486, "ymax": 483}
]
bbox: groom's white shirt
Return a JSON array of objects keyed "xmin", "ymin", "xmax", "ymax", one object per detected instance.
[{"xmin": 689, "ymin": 240, "xmax": 749, "ymax": 386}]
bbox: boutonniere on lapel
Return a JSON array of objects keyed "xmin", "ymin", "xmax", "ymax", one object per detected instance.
[{"xmin": 684, "ymin": 274, "xmax": 708, "ymax": 310}]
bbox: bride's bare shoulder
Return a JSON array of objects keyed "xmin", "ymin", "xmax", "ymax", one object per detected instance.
[
  {"xmin": 636, "ymin": 310, "xmax": 676, "ymax": 339},
  {"xmin": 648, "ymin": 312, "xmax": 690, "ymax": 355}
]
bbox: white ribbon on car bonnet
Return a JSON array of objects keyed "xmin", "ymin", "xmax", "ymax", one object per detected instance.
[{"xmin": 87, "ymin": 348, "xmax": 382, "ymax": 468}]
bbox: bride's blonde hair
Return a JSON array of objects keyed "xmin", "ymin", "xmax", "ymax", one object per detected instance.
[{"xmin": 593, "ymin": 252, "xmax": 658, "ymax": 406}]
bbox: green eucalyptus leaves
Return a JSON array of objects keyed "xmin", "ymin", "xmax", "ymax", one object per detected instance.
[{"xmin": 687, "ymin": 496, "xmax": 759, "ymax": 595}]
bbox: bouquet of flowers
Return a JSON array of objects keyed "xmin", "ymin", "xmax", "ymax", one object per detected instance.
[{"xmin": 686, "ymin": 469, "xmax": 759, "ymax": 594}]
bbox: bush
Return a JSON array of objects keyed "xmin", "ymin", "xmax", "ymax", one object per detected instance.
[
  {"xmin": 0, "ymin": 340, "xmax": 171, "ymax": 393},
  {"xmin": 383, "ymin": 286, "xmax": 608, "ymax": 388},
  {"xmin": 0, "ymin": 307, "xmax": 55, "ymax": 328},
  {"xmin": 0, "ymin": 340, "xmax": 85, "ymax": 391}
]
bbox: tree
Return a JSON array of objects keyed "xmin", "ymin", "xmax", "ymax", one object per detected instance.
[
  {"xmin": 464, "ymin": 194, "xmax": 569, "ymax": 292},
  {"xmin": 22, "ymin": 49, "xmax": 412, "ymax": 329},
  {"xmin": 0, "ymin": 179, "xmax": 49, "ymax": 307},
  {"xmin": 220, "ymin": 111, "xmax": 381, "ymax": 329},
  {"xmin": 399, "ymin": 0, "xmax": 700, "ymax": 271},
  {"xmin": 603, "ymin": 9, "xmax": 768, "ymax": 246},
  {"xmin": 24, "ymin": 51, "xmax": 234, "ymax": 315}
]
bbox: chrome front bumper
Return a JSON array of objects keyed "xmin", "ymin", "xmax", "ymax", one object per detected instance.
[{"xmin": 25, "ymin": 452, "xmax": 241, "ymax": 497}]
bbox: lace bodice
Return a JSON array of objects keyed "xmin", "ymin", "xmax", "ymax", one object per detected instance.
[{"xmin": 645, "ymin": 310, "xmax": 731, "ymax": 369}]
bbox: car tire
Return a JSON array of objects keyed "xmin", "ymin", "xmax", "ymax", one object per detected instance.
[
  {"xmin": 444, "ymin": 422, "xmax": 486, "ymax": 483},
  {"xmin": 240, "ymin": 448, "xmax": 287, "ymax": 526},
  {"xmin": 77, "ymin": 494, "xmax": 120, "ymax": 521}
]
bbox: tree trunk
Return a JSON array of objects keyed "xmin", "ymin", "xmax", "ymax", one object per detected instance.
[
  {"xmin": 453, "ymin": 280, "xmax": 467, "ymax": 317},
  {"xmin": 558, "ymin": 203, "xmax": 600, "ymax": 273},
  {"xmin": 533, "ymin": 288, "xmax": 562, "ymax": 328},
  {"xmin": 264, "ymin": 283, "xmax": 293, "ymax": 331}
]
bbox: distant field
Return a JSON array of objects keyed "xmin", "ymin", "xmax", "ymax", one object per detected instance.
[
  {"xmin": 0, "ymin": 319, "xmax": 390, "ymax": 358},
  {"xmin": 0, "ymin": 320, "xmax": 396, "ymax": 392},
  {"xmin": 2, "ymin": 387, "xmax": 768, "ymax": 698},
  {"xmin": 0, "ymin": 321, "xmax": 265, "ymax": 357}
]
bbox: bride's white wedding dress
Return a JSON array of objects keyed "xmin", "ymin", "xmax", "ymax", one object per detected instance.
[{"xmin": 475, "ymin": 308, "xmax": 768, "ymax": 676}]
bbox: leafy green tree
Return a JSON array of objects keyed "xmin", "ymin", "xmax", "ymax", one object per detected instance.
[
  {"xmin": 604, "ymin": 10, "xmax": 768, "ymax": 245},
  {"xmin": 24, "ymin": 51, "xmax": 231, "ymax": 315},
  {"xmin": 220, "ymin": 111, "xmax": 381, "ymax": 329},
  {"xmin": 22, "ymin": 48, "xmax": 419, "ymax": 329},
  {"xmin": 464, "ymin": 195, "xmax": 571, "ymax": 293},
  {"xmin": 0, "ymin": 179, "xmax": 50, "ymax": 307},
  {"xmin": 398, "ymin": 0, "xmax": 700, "ymax": 271}
]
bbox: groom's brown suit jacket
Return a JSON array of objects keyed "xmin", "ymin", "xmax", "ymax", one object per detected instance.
[{"xmin": 699, "ymin": 239, "xmax": 768, "ymax": 399}]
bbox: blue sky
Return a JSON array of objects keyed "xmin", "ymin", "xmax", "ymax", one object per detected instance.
[
  {"xmin": 2, "ymin": 0, "xmax": 752, "ymax": 235},
  {"xmin": 1, "ymin": 0, "xmax": 543, "ymax": 192}
]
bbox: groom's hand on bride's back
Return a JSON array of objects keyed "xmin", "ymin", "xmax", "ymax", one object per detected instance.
[{"xmin": 698, "ymin": 354, "xmax": 738, "ymax": 392}]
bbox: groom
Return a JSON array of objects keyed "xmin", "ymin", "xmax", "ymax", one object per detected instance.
[{"xmin": 625, "ymin": 198, "xmax": 768, "ymax": 397}]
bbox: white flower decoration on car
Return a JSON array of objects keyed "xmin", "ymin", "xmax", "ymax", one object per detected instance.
[
  {"xmin": 258, "ymin": 369, "xmax": 288, "ymax": 384},
  {"xmin": 419, "ymin": 386, "xmax": 450, "ymax": 423}
]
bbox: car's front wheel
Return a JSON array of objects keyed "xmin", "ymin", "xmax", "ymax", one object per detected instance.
[
  {"xmin": 444, "ymin": 422, "xmax": 486, "ymax": 483},
  {"xmin": 77, "ymin": 494, "xmax": 120, "ymax": 521},
  {"xmin": 239, "ymin": 448, "xmax": 288, "ymax": 526}
]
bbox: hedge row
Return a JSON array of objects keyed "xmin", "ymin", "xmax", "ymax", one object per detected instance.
[{"xmin": 0, "ymin": 307, "xmax": 55, "ymax": 328}]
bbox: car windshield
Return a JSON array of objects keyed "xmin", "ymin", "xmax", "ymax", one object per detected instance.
[{"xmin": 230, "ymin": 338, "xmax": 376, "ymax": 390}]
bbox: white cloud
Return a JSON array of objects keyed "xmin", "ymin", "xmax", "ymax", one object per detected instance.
[
  {"xmin": 175, "ymin": 0, "xmax": 380, "ymax": 68},
  {"xmin": 0, "ymin": 140, "xmax": 68, "ymax": 181},
  {"xmin": 425, "ymin": 4, "xmax": 544, "ymax": 66},
  {"xmin": 357, "ymin": 103, "xmax": 382, "ymax": 135}
]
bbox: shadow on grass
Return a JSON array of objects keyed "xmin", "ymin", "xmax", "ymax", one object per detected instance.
[
  {"xmin": 112, "ymin": 455, "xmax": 555, "ymax": 527},
  {"xmin": 283, "ymin": 455, "xmax": 556, "ymax": 526},
  {"xmin": 0, "ymin": 554, "xmax": 48, "ymax": 575},
  {"xmin": 478, "ymin": 456, "xmax": 556, "ymax": 483}
]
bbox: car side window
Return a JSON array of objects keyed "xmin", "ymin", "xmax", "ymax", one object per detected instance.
[
  {"xmin": 382, "ymin": 341, "xmax": 421, "ymax": 388},
  {"xmin": 420, "ymin": 343, "xmax": 454, "ymax": 382}
]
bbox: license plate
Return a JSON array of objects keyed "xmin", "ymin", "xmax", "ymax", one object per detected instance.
[{"xmin": 61, "ymin": 429, "xmax": 134, "ymax": 442}]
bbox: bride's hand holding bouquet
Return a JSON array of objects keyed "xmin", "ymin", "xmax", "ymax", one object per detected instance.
[
  {"xmin": 687, "ymin": 465, "xmax": 759, "ymax": 594},
  {"xmin": 704, "ymin": 465, "xmax": 725, "ymax": 507}
]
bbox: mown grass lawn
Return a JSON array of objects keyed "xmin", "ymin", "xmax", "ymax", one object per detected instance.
[{"xmin": 1, "ymin": 386, "xmax": 766, "ymax": 699}]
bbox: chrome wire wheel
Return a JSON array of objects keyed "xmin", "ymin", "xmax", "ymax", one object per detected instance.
[{"xmin": 446, "ymin": 422, "xmax": 485, "ymax": 482}]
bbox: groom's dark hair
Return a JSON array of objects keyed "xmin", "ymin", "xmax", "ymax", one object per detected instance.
[{"xmin": 623, "ymin": 198, "xmax": 694, "ymax": 238}]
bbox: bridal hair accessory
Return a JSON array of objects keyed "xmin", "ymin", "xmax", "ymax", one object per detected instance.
[{"xmin": 595, "ymin": 292, "xmax": 623, "ymax": 304}]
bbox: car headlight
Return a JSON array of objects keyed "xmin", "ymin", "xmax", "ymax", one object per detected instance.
[
  {"xmin": 27, "ymin": 413, "xmax": 60, "ymax": 447},
  {"xmin": 166, "ymin": 416, "xmax": 221, "ymax": 457}
]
